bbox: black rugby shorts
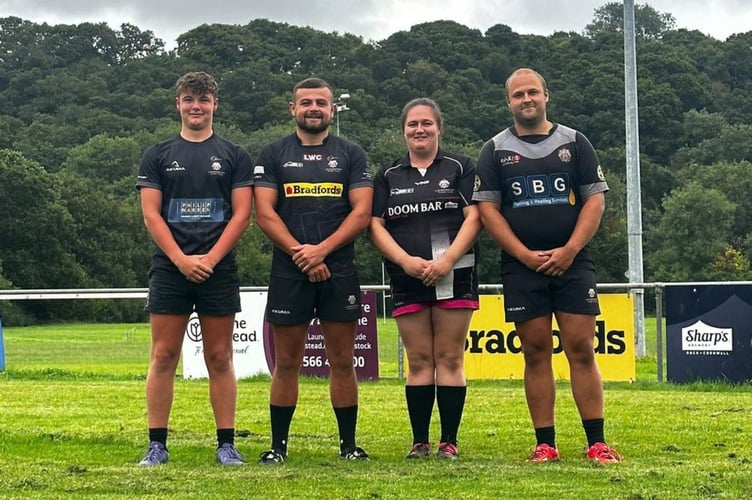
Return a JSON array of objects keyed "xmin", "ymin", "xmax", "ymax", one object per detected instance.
[
  {"xmin": 265, "ymin": 274, "xmax": 362, "ymax": 325},
  {"xmin": 146, "ymin": 265, "xmax": 241, "ymax": 315},
  {"xmin": 500, "ymin": 260, "xmax": 600, "ymax": 323}
]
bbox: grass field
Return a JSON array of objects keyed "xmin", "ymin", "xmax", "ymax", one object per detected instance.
[{"xmin": 0, "ymin": 319, "xmax": 750, "ymax": 499}]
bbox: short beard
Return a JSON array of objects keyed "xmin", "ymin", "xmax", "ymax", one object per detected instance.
[{"xmin": 297, "ymin": 116, "xmax": 330, "ymax": 134}]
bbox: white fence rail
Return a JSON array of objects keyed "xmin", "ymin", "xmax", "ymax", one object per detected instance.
[{"xmin": 4, "ymin": 281, "xmax": 752, "ymax": 382}]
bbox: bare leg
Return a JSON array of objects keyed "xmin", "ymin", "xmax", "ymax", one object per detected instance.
[
  {"xmin": 200, "ymin": 314, "xmax": 238, "ymax": 429},
  {"xmin": 145, "ymin": 313, "xmax": 190, "ymax": 428},
  {"xmin": 556, "ymin": 311, "xmax": 603, "ymax": 420},
  {"xmin": 397, "ymin": 309, "xmax": 436, "ymax": 386},
  {"xmin": 432, "ymin": 307, "xmax": 472, "ymax": 387},
  {"xmin": 269, "ymin": 324, "xmax": 308, "ymax": 406},
  {"xmin": 321, "ymin": 320, "xmax": 358, "ymax": 407},
  {"xmin": 516, "ymin": 315, "xmax": 556, "ymax": 428}
]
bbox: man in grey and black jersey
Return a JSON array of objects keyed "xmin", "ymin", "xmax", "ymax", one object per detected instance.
[
  {"xmin": 254, "ymin": 77, "xmax": 372, "ymax": 464},
  {"xmin": 136, "ymin": 71, "xmax": 252, "ymax": 466},
  {"xmin": 473, "ymin": 68, "xmax": 621, "ymax": 465}
]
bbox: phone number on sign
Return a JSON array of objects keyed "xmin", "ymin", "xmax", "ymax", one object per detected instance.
[{"xmin": 302, "ymin": 355, "xmax": 366, "ymax": 368}]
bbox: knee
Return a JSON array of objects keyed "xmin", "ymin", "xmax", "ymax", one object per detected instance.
[
  {"xmin": 150, "ymin": 348, "xmax": 181, "ymax": 372},
  {"xmin": 435, "ymin": 351, "xmax": 463, "ymax": 374},
  {"xmin": 521, "ymin": 342, "xmax": 550, "ymax": 367},
  {"xmin": 565, "ymin": 345, "xmax": 596, "ymax": 367},
  {"xmin": 274, "ymin": 355, "xmax": 302, "ymax": 376},
  {"xmin": 204, "ymin": 349, "xmax": 233, "ymax": 374},
  {"xmin": 407, "ymin": 351, "xmax": 434, "ymax": 376},
  {"xmin": 327, "ymin": 353, "xmax": 355, "ymax": 376}
]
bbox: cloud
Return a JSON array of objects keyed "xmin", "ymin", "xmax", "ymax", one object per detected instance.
[{"xmin": 1, "ymin": 0, "xmax": 750, "ymax": 50}]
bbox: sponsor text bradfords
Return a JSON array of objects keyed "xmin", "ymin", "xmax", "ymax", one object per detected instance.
[{"xmin": 284, "ymin": 182, "xmax": 343, "ymax": 197}]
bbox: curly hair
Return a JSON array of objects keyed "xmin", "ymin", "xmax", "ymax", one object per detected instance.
[{"xmin": 175, "ymin": 72, "xmax": 218, "ymax": 98}]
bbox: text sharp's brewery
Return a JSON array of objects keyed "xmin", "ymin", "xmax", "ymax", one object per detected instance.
[
  {"xmin": 667, "ymin": 286, "xmax": 752, "ymax": 383},
  {"xmin": 681, "ymin": 320, "xmax": 733, "ymax": 354}
]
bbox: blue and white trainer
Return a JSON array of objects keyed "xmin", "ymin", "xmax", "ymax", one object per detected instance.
[
  {"xmin": 139, "ymin": 441, "xmax": 169, "ymax": 466},
  {"xmin": 216, "ymin": 443, "xmax": 246, "ymax": 466}
]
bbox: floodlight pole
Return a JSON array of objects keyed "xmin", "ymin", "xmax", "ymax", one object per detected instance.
[
  {"xmin": 624, "ymin": 0, "xmax": 647, "ymax": 356},
  {"xmin": 335, "ymin": 93, "xmax": 350, "ymax": 136}
]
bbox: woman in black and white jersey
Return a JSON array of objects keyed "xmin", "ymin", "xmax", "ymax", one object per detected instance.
[{"xmin": 370, "ymin": 98, "xmax": 481, "ymax": 460}]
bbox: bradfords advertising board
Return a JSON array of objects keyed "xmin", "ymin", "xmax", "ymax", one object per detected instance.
[
  {"xmin": 667, "ymin": 285, "xmax": 752, "ymax": 383},
  {"xmin": 464, "ymin": 293, "xmax": 635, "ymax": 381}
]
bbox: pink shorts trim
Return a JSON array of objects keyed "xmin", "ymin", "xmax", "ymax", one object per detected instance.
[{"xmin": 392, "ymin": 299, "xmax": 479, "ymax": 318}]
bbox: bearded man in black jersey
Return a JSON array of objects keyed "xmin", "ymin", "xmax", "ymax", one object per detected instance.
[
  {"xmin": 473, "ymin": 68, "xmax": 621, "ymax": 465},
  {"xmin": 254, "ymin": 77, "xmax": 373, "ymax": 464},
  {"xmin": 136, "ymin": 72, "xmax": 253, "ymax": 466}
]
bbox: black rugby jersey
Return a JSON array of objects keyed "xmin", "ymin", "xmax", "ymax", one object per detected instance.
[
  {"xmin": 136, "ymin": 134, "xmax": 253, "ymax": 268},
  {"xmin": 254, "ymin": 133, "xmax": 372, "ymax": 279},
  {"xmin": 473, "ymin": 123, "xmax": 608, "ymax": 263},
  {"xmin": 373, "ymin": 150, "xmax": 479, "ymax": 305}
]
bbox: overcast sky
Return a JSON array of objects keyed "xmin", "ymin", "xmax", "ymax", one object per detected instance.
[{"xmin": 2, "ymin": 0, "xmax": 750, "ymax": 49}]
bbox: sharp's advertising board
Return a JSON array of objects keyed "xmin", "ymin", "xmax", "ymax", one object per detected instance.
[{"xmin": 666, "ymin": 285, "xmax": 752, "ymax": 383}]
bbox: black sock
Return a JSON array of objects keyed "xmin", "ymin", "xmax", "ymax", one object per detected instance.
[
  {"xmin": 406, "ymin": 385, "xmax": 435, "ymax": 444},
  {"xmin": 217, "ymin": 428, "xmax": 234, "ymax": 448},
  {"xmin": 582, "ymin": 418, "xmax": 605, "ymax": 447},
  {"xmin": 334, "ymin": 405, "xmax": 358, "ymax": 452},
  {"xmin": 436, "ymin": 385, "xmax": 466, "ymax": 445},
  {"xmin": 148, "ymin": 428, "xmax": 168, "ymax": 448},
  {"xmin": 534, "ymin": 426, "xmax": 556, "ymax": 448},
  {"xmin": 270, "ymin": 405, "xmax": 296, "ymax": 454}
]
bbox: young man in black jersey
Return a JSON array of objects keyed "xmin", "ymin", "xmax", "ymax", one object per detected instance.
[
  {"xmin": 136, "ymin": 71, "xmax": 253, "ymax": 466},
  {"xmin": 473, "ymin": 68, "xmax": 621, "ymax": 464},
  {"xmin": 253, "ymin": 77, "xmax": 373, "ymax": 464}
]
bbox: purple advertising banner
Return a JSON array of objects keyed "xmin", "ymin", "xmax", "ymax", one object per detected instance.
[{"xmin": 263, "ymin": 291, "xmax": 379, "ymax": 380}]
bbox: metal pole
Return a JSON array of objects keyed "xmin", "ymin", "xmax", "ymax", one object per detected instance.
[
  {"xmin": 655, "ymin": 285, "xmax": 664, "ymax": 382},
  {"xmin": 381, "ymin": 261, "xmax": 387, "ymax": 323},
  {"xmin": 0, "ymin": 316, "xmax": 5, "ymax": 372},
  {"xmin": 624, "ymin": 0, "xmax": 647, "ymax": 356}
]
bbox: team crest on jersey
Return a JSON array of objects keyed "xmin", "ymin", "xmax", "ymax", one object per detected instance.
[
  {"xmin": 325, "ymin": 156, "xmax": 342, "ymax": 172},
  {"xmin": 347, "ymin": 295, "xmax": 357, "ymax": 305},
  {"xmin": 209, "ymin": 156, "xmax": 225, "ymax": 176},
  {"xmin": 473, "ymin": 175, "xmax": 481, "ymax": 192},
  {"xmin": 597, "ymin": 165, "xmax": 606, "ymax": 181},
  {"xmin": 435, "ymin": 178, "xmax": 454, "ymax": 194},
  {"xmin": 558, "ymin": 148, "xmax": 572, "ymax": 163}
]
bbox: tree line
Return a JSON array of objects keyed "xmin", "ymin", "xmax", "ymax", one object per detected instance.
[{"xmin": 1, "ymin": 2, "xmax": 751, "ymax": 323}]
